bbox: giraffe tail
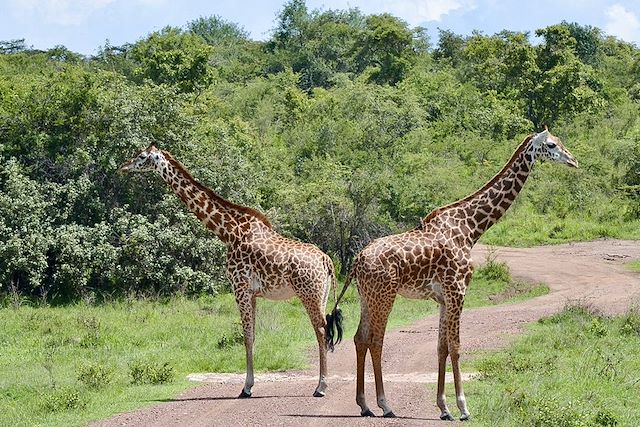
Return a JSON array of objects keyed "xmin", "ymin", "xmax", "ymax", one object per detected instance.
[{"xmin": 325, "ymin": 263, "xmax": 354, "ymax": 352}]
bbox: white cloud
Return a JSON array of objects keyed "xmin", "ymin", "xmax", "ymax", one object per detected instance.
[
  {"xmin": 8, "ymin": 0, "xmax": 116, "ymax": 26},
  {"xmin": 309, "ymin": 0, "xmax": 476, "ymax": 26},
  {"xmin": 605, "ymin": 3, "xmax": 640, "ymax": 44},
  {"xmin": 386, "ymin": 0, "xmax": 476, "ymax": 24},
  {"xmin": 6, "ymin": 0, "xmax": 167, "ymax": 26}
]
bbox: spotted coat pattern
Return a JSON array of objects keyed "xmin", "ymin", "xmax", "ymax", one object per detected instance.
[
  {"xmin": 334, "ymin": 130, "xmax": 578, "ymax": 419},
  {"xmin": 120, "ymin": 145, "xmax": 338, "ymax": 398}
]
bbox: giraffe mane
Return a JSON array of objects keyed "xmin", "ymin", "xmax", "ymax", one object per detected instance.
[
  {"xmin": 421, "ymin": 133, "xmax": 534, "ymax": 225},
  {"xmin": 161, "ymin": 149, "xmax": 273, "ymax": 229}
]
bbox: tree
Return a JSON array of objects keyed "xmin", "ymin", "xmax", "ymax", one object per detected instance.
[
  {"xmin": 433, "ymin": 29, "xmax": 465, "ymax": 66},
  {"xmin": 130, "ymin": 27, "xmax": 214, "ymax": 93},
  {"xmin": 0, "ymin": 39, "xmax": 28, "ymax": 54},
  {"xmin": 352, "ymin": 14, "xmax": 416, "ymax": 85},
  {"xmin": 187, "ymin": 15, "xmax": 249, "ymax": 46},
  {"xmin": 267, "ymin": 0, "xmax": 365, "ymax": 90},
  {"xmin": 561, "ymin": 21, "xmax": 602, "ymax": 66},
  {"xmin": 529, "ymin": 25, "xmax": 604, "ymax": 127}
]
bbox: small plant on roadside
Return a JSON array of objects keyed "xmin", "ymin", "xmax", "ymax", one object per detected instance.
[
  {"xmin": 476, "ymin": 248, "xmax": 512, "ymax": 283},
  {"xmin": 593, "ymin": 410, "xmax": 618, "ymax": 426},
  {"xmin": 42, "ymin": 387, "xmax": 87, "ymax": 413},
  {"xmin": 627, "ymin": 260, "xmax": 640, "ymax": 272},
  {"xmin": 587, "ymin": 317, "xmax": 607, "ymax": 337},
  {"xmin": 539, "ymin": 302, "xmax": 601, "ymax": 325},
  {"xmin": 129, "ymin": 361, "xmax": 175, "ymax": 385},
  {"xmin": 522, "ymin": 396, "xmax": 590, "ymax": 427},
  {"xmin": 619, "ymin": 309, "xmax": 640, "ymax": 336},
  {"xmin": 77, "ymin": 363, "xmax": 113, "ymax": 389},
  {"xmin": 216, "ymin": 326, "xmax": 244, "ymax": 349}
]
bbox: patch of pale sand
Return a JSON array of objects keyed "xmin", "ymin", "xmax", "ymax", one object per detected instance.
[{"xmin": 187, "ymin": 371, "xmax": 478, "ymax": 384}]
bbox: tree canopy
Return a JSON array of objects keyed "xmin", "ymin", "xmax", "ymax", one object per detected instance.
[{"xmin": 1, "ymin": 1, "xmax": 639, "ymax": 302}]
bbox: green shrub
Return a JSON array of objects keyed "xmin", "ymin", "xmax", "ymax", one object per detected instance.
[
  {"xmin": 77, "ymin": 363, "xmax": 113, "ymax": 389},
  {"xmin": 129, "ymin": 361, "xmax": 175, "ymax": 385},
  {"xmin": 216, "ymin": 327, "xmax": 244, "ymax": 349},
  {"xmin": 619, "ymin": 308, "xmax": 640, "ymax": 336},
  {"xmin": 475, "ymin": 258, "xmax": 512, "ymax": 283},
  {"xmin": 523, "ymin": 397, "xmax": 590, "ymax": 427},
  {"xmin": 41, "ymin": 387, "xmax": 87, "ymax": 413}
]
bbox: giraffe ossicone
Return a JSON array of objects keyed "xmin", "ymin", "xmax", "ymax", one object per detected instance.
[
  {"xmin": 329, "ymin": 129, "xmax": 577, "ymax": 420},
  {"xmin": 121, "ymin": 144, "xmax": 344, "ymax": 398}
]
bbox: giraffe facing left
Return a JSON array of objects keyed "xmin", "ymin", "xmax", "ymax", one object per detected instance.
[{"xmin": 120, "ymin": 144, "xmax": 344, "ymax": 398}]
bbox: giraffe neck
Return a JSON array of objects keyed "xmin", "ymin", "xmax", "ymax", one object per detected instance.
[
  {"xmin": 156, "ymin": 151, "xmax": 271, "ymax": 245},
  {"xmin": 425, "ymin": 135, "xmax": 537, "ymax": 247}
]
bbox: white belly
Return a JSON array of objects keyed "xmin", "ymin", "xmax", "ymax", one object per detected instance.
[
  {"xmin": 398, "ymin": 281, "xmax": 443, "ymax": 301},
  {"xmin": 251, "ymin": 274, "xmax": 295, "ymax": 300}
]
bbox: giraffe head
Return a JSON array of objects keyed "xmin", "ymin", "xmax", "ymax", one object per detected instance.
[
  {"xmin": 120, "ymin": 144, "xmax": 166, "ymax": 173},
  {"xmin": 530, "ymin": 129, "xmax": 578, "ymax": 168}
]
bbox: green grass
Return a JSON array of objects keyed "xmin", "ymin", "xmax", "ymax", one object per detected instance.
[
  {"xmin": 0, "ymin": 260, "xmax": 546, "ymax": 427},
  {"xmin": 483, "ymin": 211, "xmax": 640, "ymax": 247},
  {"xmin": 461, "ymin": 304, "xmax": 640, "ymax": 426},
  {"xmin": 627, "ymin": 260, "xmax": 640, "ymax": 272}
]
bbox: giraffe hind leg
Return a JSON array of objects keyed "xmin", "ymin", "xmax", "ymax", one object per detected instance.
[
  {"xmin": 369, "ymin": 303, "xmax": 396, "ymax": 418},
  {"xmin": 371, "ymin": 342, "xmax": 395, "ymax": 417},
  {"xmin": 300, "ymin": 291, "xmax": 329, "ymax": 397},
  {"xmin": 354, "ymin": 312, "xmax": 375, "ymax": 416}
]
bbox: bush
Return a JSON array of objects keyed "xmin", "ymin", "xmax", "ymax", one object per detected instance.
[
  {"xmin": 41, "ymin": 387, "xmax": 87, "ymax": 412},
  {"xmin": 77, "ymin": 363, "xmax": 113, "ymax": 389},
  {"xmin": 129, "ymin": 361, "xmax": 175, "ymax": 385}
]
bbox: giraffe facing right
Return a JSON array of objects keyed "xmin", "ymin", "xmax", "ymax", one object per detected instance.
[{"xmin": 328, "ymin": 129, "xmax": 578, "ymax": 420}]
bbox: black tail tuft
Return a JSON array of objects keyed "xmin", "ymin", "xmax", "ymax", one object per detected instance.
[{"xmin": 325, "ymin": 307, "xmax": 344, "ymax": 352}]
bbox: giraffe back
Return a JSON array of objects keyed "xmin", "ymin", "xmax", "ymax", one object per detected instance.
[
  {"xmin": 353, "ymin": 226, "xmax": 472, "ymax": 304},
  {"xmin": 226, "ymin": 223, "xmax": 333, "ymax": 304}
]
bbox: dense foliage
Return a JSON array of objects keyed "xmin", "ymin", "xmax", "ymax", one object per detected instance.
[{"xmin": 1, "ymin": 1, "xmax": 639, "ymax": 302}]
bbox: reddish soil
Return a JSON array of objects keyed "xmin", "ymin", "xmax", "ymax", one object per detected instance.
[{"xmin": 89, "ymin": 239, "xmax": 640, "ymax": 427}]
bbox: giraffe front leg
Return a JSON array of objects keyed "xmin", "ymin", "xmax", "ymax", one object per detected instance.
[
  {"xmin": 235, "ymin": 292, "xmax": 257, "ymax": 398},
  {"xmin": 437, "ymin": 304, "xmax": 454, "ymax": 421},
  {"xmin": 446, "ymin": 293, "xmax": 470, "ymax": 421}
]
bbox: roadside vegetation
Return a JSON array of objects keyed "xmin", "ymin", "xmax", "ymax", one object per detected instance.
[
  {"xmin": 627, "ymin": 260, "xmax": 640, "ymax": 272},
  {"xmin": 465, "ymin": 303, "xmax": 640, "ymax": 426},
  {"xmin": 0, "ymin": 259, "xmax": 543, "ymax": 427},
  {"xmin": 1, "ymin": 1, "xmax": 640, "ymax": 304},
  {"xmin": 1, "ymin": 0, "xmax": 639, "ymax": 425}
]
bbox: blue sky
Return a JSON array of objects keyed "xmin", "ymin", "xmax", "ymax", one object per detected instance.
[{"xmin": 1, "ymin": 0, "xmax": 639, "ymax": 55}]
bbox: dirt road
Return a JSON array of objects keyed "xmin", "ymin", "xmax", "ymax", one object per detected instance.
[{"xmin": 89, "ymin": 239, "xmax": 640, "ymax": 426}]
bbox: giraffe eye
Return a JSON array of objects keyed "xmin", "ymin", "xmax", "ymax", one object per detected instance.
[{"xmin": 547, "ymin": 142, "xmax": 557, "ymax": 149}]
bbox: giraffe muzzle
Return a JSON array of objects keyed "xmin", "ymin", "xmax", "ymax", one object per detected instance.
[{"xmin": 566, "ymin": 156, "xmax": 578, "ymax": 168}]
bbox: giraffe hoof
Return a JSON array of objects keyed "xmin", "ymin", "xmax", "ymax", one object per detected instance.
[
  {"xmin": 238, "ymin": 390, "xmax": 252, "ymax": 398},
  {"xmin": 313, "ymin": 390, "xmax": 326, "ymax": 398},
  {"xmin": 460, "ymin": 414, "xmax": 470, "ymax": 421},
  {"xmin": 361, "ymin": 409, "xmax": 376, "ymax": 417},
  {"xmin": 440, "ymin": 413, "xmax": 454, "ymax": 421},
  {"xmin": 383, "ymin": 411, "xmax": 396, "ymax": 418}
]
